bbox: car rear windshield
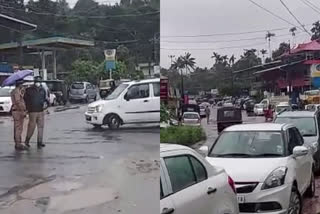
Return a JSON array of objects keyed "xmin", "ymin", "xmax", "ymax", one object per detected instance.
[
  {"xmin": 71, "ymin": 83, "xmax": 84, "ymax": 89},
  {"xmin": 209, "ymin": 131, "xmax": 285, "ymax": 157},
  {"xmin": 183, "ymin": 114, "xmax": 199, "ymax": 119},
  {"xmin": 275, "ymin": 117, "xmax": 317, "ymax": 137}
]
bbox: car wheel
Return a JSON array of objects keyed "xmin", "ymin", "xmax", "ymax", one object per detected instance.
[
  {"xmin": 288, "ymin": 185, "xmax": 302, "ymax": 214},
  {"xmin": 306, "ymin": 172, "xmax": 315, "ymax": 198},
  {"xmin": 108, "ymin": 114, "xmax": 121, "ymax": 130}
]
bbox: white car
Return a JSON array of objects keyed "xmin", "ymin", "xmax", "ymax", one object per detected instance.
[
  {"xmin": 200, "ymin": 123, "xmax": 315, "ymax": 214},
  {"xmin": 85, "ymin": 79, "xmax": 160, "ymax": 129},
  {"xmin": 254, "ymin": 104, "xmax": 264, "ymax": 116},
  {"xmin": 182, "ymin": 112, "xmax": 201, "ymax": 126},
  {"xmin": 0, "ymin": 87, "xmax": 14, "ymax": 113},
  {"xmin": 160, "ymin": 144, "xmax": 239, "ymax": 214},
  {"xmin": 275, "ymin": 102, "xmax": 291, "ymax": 114}
]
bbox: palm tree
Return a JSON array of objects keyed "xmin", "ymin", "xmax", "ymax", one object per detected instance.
[
  {"xmin": 229, "ymin": 54, "xmax": 236, "ymax": 67},
  {"xmin": 290, "ymin": 27, "xmax": 297, "ymax": 47},
  {"xmin": 260, "ymin": 49, "xmax": 267, "ymax": 64},
  {"xmin": 171, "ymin": 57, "xmax": 183, "ymax": 71},
  {"xmin": 180, "ymin": 52, "xmax": 196, "ymax": 75},
  {"xmin": 266, "ymin": 31, "xmax": 276, "ymax": 59},
  {"xmin": 211, "ymin": 52, "xmax": 223, "ymax": 65}
]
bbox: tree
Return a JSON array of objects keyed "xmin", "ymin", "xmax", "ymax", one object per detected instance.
[
  {"xmin": 180, "ymin": 52, "xmax": 196, "ymax": 75},
  {"xmin": 290, "ymin": 27, "xmax": 297, "ymax": 46},
  {"xmin": 266, "ymin": 31, "xmax": 276, "ymax": 59},
  {"xmin": 229, "ymin": 55, "xmax": 236, "ymax": 67},
  {"xmin": 211, "ymin": 52, "xmax": 223, "ymax": 65},
  {"xmin": 311, "ymin": 21, "xmax": 320, "ymax": 41},
  {"xmin": 260, "ymin": 49, "xmax": 267, "ymax": 63},
  {"xmin": 272, "ymin": 42, "xmax": 290, "ymax": 59}
]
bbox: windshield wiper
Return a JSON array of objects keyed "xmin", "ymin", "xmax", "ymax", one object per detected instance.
[
  {"xmin": 212, "ymin": 153, "xmax": 253, "ymax": 157},
  {"xmin": 302, "ymin": 134, "xmax": 317, "ymax": 137},
  {"xmin": 251, "ymin": 153, "xmax": 283, "ymax": 157}
]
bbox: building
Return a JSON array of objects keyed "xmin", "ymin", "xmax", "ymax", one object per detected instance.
[
  {"xmin": 136, "ymin": 62, "xmax": 156, "ymax": 77},
  {"xmin": 234, "ymin": 40, "xmax": 320, "ymax": 96}
]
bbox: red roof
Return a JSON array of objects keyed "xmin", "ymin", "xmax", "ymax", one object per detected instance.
[{"xmin": 290, "ymin": 40, "xmax": 320, "ymax": 54}]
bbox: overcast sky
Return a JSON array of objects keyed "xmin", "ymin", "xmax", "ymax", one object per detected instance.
[{"xmin": 161, "ymin": 0, "xmax": 319, "ymax": 68}]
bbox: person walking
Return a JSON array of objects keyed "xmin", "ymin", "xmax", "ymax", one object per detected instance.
[
  {"xmin": 11, "ymin": 79, "xmax": 28, "ymax": 151},
  {"xmin": 205, "ymin": 105, "xmax": 211, "ymax": 124},
  {"xmin": 24, "ymin": 76, "xmax": 47, "ymax": 149}
]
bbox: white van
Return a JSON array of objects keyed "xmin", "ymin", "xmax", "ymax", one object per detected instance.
[{"xmin": 85, "ymin": 78, "xmax": 160, "ymax": 129}]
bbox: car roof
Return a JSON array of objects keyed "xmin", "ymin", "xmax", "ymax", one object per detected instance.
[
  {"xmin": 277, "ymin": 111, "xmax": 316, "ymax": 118},
  {"xmin": 224, "ymin": 123, "xmax": 289, "ymax": 131},
  {"xmin": 160, "ymin": 144, "xmax": 191, "ymax": 153},
  {"xmin": 128, "ymin": 78, "xmax": 160, "ymax": 85}
]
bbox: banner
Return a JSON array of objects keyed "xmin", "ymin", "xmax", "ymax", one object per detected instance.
[{"xmin": 104, "ymin": 49, "xmax": 116, "ymax": 61}]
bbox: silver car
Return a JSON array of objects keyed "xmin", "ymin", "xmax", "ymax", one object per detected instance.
[{"xmin": 69, "ymin": 82, "xmax": 97, "ymax": 103}]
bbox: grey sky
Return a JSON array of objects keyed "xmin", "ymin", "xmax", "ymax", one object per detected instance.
[{"xmin": 161, "ymin": 0, "xmax": 318, "ymax": 68}]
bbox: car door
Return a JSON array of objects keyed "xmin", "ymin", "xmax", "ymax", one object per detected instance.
[
  {"xmin": 161, "ymin": 154, "xmax": 216, "ymax": 214},
  {"xmin": 148, "ymin": 82, "xmax": 160, "ymax": 122},
  {"xmin": 288, "ymin": 128, "xmax": 306, "ymax": 193},
  {"xmin": 122, "ymin": 83, "xmax": 152, "ymax": 123}
]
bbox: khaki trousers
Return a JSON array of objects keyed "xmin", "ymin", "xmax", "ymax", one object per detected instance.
[
  {"xmin": 12, "ymin": 111, "xmax": 25, "ymax": 145},
  {"xmin": 26, "ymin": 112, "xmax": 44, "ymax": 144}
]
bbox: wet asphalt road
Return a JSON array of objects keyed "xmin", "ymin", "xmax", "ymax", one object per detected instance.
[
  {"xmin": 201, "ymin": 107, "xmax": 320, "ymax": 214},
  {"xmin": 0, "ymin": 106, "xmax": 159, "ymax": 214}
]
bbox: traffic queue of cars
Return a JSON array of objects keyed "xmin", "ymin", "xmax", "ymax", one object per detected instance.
[{"xmin": 160, "ymin": 103, "xmax": 320, "ymax": 214}]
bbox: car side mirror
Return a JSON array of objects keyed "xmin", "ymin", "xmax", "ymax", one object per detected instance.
[
  {"xmin": 124, "ymin": 94, "xmax": 130, "ymax": 101},
  {"xmin": 293, "ymin": 146, "xmax": 308, "ymax": 157},
  {"xmin": 199, "ymin": 146, "xmax": 209, "ymax": 156}
]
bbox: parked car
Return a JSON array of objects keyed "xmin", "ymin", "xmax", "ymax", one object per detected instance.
[
  {"xmin": 46, "ymin": 80, "xmax": 68, "ymax": 105},
  {"xmin": 275, "ymin": 110, "xmax": 320, "ymax": 173},
  {"xmin": 69, "ymin": 82, "xmax": 97, "ymax": 103},
  {"xmin": 254, "ymin": 103, "xmax": 264, "ymax": 116},
  {"xmin": 85, "ymin": 79, "xmax": 160, "ymax": 129},
  {"xmin": 0, "ymin": 86, "xmax": 14, "ymax": 113},
  {"xmin": 200, "ymin": 123, "xmax": 315, "ymax": 214},
  {"xmin": 182, "ymin": 112, "xmax": 201, "ymax": 126},
  {"xmin": 160, "ymin": 144, "xmax": 239, "ymax": 214},
  {"xmin": 305, "ymin": 104, "xmax": 320, "ymax": 111}
]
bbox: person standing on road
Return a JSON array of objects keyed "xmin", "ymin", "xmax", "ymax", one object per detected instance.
[
  {"xmin": 11, "ymin": 79, "xmax": 28, "ymax": 151},
  {"xmin": 205, "ymin": 106, "xmax": 211, "ymax": 124},
  {"xmin": 24, "ymin": 76, "xmax": 47, "ymax": 149}
]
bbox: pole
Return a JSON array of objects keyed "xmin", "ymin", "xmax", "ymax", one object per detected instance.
[
  {"xmin": 53, "ymin": 50, "xmax": 57, "ymax": 79},
  {"xmin": 181, "ymin": 69, "xmax": 184, "ymax": 101},
  {"xmin": 109, "ymin": 68, "xmax": 112, "ymax": 79}
]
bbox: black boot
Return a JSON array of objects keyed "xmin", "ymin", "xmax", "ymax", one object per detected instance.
[{"xmin": 37, "ymin": 142, "xmax": 46, "ymax": 149}]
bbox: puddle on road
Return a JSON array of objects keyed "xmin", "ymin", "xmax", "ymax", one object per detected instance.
[{"xmin": 47, "ymin": 187, "xmax": 117, "ymax": 213}]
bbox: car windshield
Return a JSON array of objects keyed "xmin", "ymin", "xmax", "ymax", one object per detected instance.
[
  {"xmin": 183, "ymin": 114, "xmax": 199, "ymax": 119},
  {"xmin": 255, "ymin": 104, "xmax": 264, "ymax": 108},
  {"xmin": 275, "ymin": 117, "xmax": 317, "ymax": 136},
  {"xmin": 209, "ymin": 131, "xmax": 285, "ymax": 157},
  {"xmin": 276, "ymin": 106, "xmax": 289, "ymax": 112},
  {"xmin": 106, "ymin": 84, "xmax": 128, "ymax": 100},
  {"xmin": 0, "ymin": 88, "xmax": 12, "ymax": 97},
  {"xmin": 71, "ymin": 83, "xmax": 84, "ymax": 89}
]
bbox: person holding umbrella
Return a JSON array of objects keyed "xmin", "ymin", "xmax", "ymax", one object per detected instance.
[{"xmin": 10, "ymin": 79, "xmax": 28, "ymax": 151}]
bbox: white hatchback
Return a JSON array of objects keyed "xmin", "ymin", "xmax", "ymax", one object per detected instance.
[
  {"xmin": 182, "ymin": 112, "xmax": 201, "ymax": 126},
  {"xmin": 0, "ymin": 86, "xmax": 14, "ymax": 113},
  {"xmin": 85, "ymin": 79, "xmax": 160, "ymax": 129},
  {"xmin": 160, "ymin": 144, "xmax": 239, "ymax": 214},
  {"xmin": 200, "ymin": 123, "xmax": 315, "ymax": 214}
]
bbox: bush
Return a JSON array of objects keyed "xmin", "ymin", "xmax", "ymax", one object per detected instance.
[{"xmin": 160, "ymin": 126, "xmax": 206, "ymax": 146}]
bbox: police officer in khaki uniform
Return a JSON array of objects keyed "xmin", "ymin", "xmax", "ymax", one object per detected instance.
[{"xmin": 11, "ymin": 79, "xmax": 28, "ymax": 151}]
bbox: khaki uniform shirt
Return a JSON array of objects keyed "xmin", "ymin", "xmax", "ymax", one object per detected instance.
[{"xmin": 11, "ymin": 87, "xmax": 26, "ymax": 112}]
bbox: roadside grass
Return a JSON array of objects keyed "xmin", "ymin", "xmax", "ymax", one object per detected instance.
[{"xmin": 160, "ymin": 126, "xmax": 207, "ymax": 146}]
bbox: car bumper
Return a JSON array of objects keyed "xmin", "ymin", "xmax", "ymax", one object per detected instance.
[
  {"xmin": 70, "ymin": 94, "xmax": 86, "ymax": 100},
  {"xmin": 182, "ymin": 123, "xmax": 201, "ymax": 127},
  {"xmin": 85, "ymin": 112, "xmax": 104, "ymax": 125},
  {"xmin": 0, "ymin": 104, "xmax": 12, "ymax": 113},
  {"xmin": 238, "ymin": 183, "xmax": 291, "ymax": 214},
  {"xmin": 254, "ymin": 110, "xmax": 264, "ymax": 115}
]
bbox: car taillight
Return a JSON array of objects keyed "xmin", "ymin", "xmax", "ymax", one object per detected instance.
[{"xmin": 228, "ymin": 176, "xmax": 236, "ymax": 194}]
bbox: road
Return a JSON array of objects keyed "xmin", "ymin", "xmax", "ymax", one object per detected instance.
[
  {"xmin": 200, "ymin": 107, "xmax": 320, "ymax": 214},
  {"xmin": 0, "ymin": 105, "xmax": 159, "ymax": 214}
]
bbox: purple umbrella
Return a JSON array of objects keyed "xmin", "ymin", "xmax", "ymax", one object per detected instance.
[{"xmin": 1, "ymin": 70, "xmax": 33, "ymax": 87}]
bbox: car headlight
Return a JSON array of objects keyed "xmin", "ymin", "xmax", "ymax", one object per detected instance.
[
  {"xmin": 261, "ymin": 167, "xmax": 287, "ymax": 190},
  {"xmin": 95, "ymin": 105, "xmax": 103, "ymax": 113}
]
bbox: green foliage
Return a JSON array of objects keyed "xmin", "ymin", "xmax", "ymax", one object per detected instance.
[
  {"xmin": 67, "ymin": 60, "xmax": 99, "ymax": 84},
  {"xmin": 160, "ymin": 104, "xmax": 170, "ymax": 123},
  {"xmin": 160, "ymin": 126, "xmax": 206, "ymax": 146},
  {"xmin": 272, "ymin": 42, "xmax": 290, "ymax": 59},
  {"xmin": 311, "ymin": 21, "xmax": 320, "ymax": 41}
]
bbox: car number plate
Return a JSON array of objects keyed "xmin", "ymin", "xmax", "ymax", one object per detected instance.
[{"xmin": 237, "ymin": 195, "xmax": 246, "ymax": 204}]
